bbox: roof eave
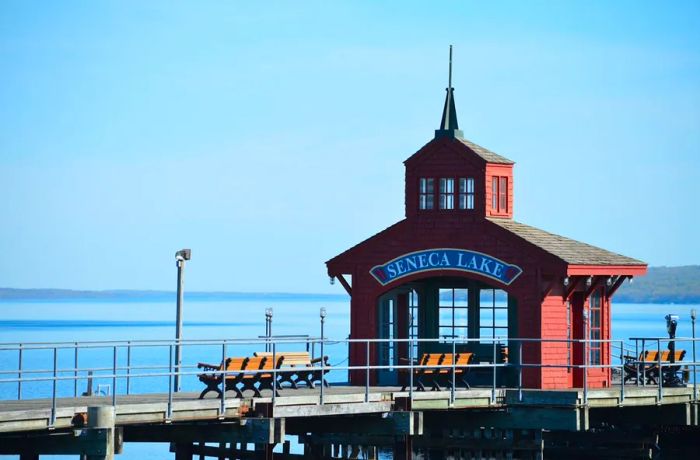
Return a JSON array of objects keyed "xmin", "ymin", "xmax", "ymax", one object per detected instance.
[{"xmin": 566, "ymin": 264, "xmax": 648, "ymax": 277}]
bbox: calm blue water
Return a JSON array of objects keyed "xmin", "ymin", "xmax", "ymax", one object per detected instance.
[{"xmin": 0, "ymin": 299, "xmax": 698, "ymax": 459}]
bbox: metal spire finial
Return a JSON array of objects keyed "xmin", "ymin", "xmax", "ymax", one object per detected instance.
[
  {"xmin": 435, "ymin": 45, "xmax": 463, "ymax": 139},
  {"xmin": 448, "ymin": 44, "xmax": 452, "ymax": 90}
]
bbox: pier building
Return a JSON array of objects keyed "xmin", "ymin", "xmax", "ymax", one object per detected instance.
[{"xmin": 326, "ymin": 51, "xmax": 647, "ymax": 390}]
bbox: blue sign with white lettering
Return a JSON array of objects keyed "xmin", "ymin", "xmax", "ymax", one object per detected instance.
[{"xmin": 370, "ymin": 248, "xmax": 523, "ymax": 286}]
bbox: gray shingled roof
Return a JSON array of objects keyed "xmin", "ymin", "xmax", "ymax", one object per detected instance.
[
  {"xmin": 458, "ymin": 138, "xmax": 514, "ymax": 164},
  {"xmin": 487, "ymin": 218, "xmax": 645, "ymax": 266}
]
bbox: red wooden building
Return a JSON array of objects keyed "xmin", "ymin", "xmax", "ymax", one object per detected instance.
[{"xmin": 326, "ymin": 58, "xmax": 647, "ymax": 390}]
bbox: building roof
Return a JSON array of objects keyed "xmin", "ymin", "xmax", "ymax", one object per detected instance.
[
  {"xmin": 458, "ymin": 138, "xmax": 514, "ymax": 164},
  {"xmin": 487, "ymin": 218, "xmax": 645, "ymax": 266}
]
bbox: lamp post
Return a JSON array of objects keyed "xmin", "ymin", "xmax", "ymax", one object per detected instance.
[
  {"xmin": 265, "ymin": 308, "xmax": 273, "ymax": 352},
  {"xmin": 691, "ymin": 309, "xmax": 697, "ymax": 400},
  {"xmin": 174, "ymin": 248, "xmax": 191, "ymax": 392}
]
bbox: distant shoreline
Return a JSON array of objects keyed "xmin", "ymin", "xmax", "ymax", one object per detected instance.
[
  {"xmin": 0, "ymin": 288, "xmax": 347, "ymax": 303},
  {"xmin": 1, "ymin": 265, "xmax": 699, "ymax": 304}
]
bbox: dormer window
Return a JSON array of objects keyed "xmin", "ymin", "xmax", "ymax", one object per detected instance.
[
  {"xmin": 459, "ymin": 178, "xmax": 474, "ymax": 209},
  {"xmin": 439, "ymin": 178, "xmax": 455, "ymax": 209},
  {"xmin": 419, "ymin": 178, "xmax": 434, "ymax": 209},
  {"xmin": 491, "ymin": 176, "xmax": 508, "ymax": 213}
]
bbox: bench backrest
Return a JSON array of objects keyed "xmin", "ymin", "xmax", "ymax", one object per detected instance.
[
  {"xmin": 455, "ymin": 352, "xmax": 473, "ymax": 366},
  {"xmin": 660, "ymin": 350, "xmax": 686, "ymax": 362},
  {"xmin": 220, "ymin": 357, "xmax": 247, "ymax": 380},
  {"xmin": 643, "ymin": 350, "xmax": 686, "ymax": 363},
  {"xmin": 423, "ymin": 353, "xmax": 444, "ymax": 367},
  {"xmin": 254, "ymin": 351, "xmax": 312, "ymax": 368},
  {"xmin": 243, "ymin": 356, "xmax": 267, "ymax": 372}
]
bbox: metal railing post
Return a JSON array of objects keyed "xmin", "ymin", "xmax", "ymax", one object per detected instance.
[
  {"xmin": 17, "ymin": 344, "xmax": 23, "ymax": 400},
  {"xmin": 583, "ymin": 338, "xmax": 588, "ymax": 405},
  {"xmin": 657, "ymin": 339, "xmax": 663, "ymax": 402},
  {"xmin": 620, "ymin": 340, "xmax": 625, "ymax": 403},
  {"xmin": 365, "ymin": 340, "xmax": 370, "ymax": 403},
  {"xmin": 126, "ymin": 341, "xmax": 132, "ymax": 395},
  {"xmin": 50, "ymin": 347, "xmax": 58, "ymax": 427},
  {"xmin": 409, "ymin": 337, "xmax": 414, "ymax": 403},
  {"xmin": 693, "ymin": 337, "xmax": 698, "ymax": 402},
  {"xmin": 635, "ymin": 338, "xmax": 639, "ymax": 386},
  {"xmin": 74, "ymin": 343, "xmax": 79, "ymax": 398},
  {"xmin": 451, "ymin": 339, "xmax": 456, "ymax": 405},
  {"xmin": 320, "ymin": 339, "xmax": 325, "ymax": 405},
  {"xmin": 112, "ymin": 346, "xmax": 118, "ymax": 407},
  {"xmin": 167, "ymin": 345, "xmax": 173, "ymax": 420},
  {"xmin": 272, "ymin": 342, "xmax": 278, "ymax": 405},
  {"xmin": 641, "ymin": 339, "xmax": 646, "ymax": 386},
  {"xmin": 518, "ymin": 341, "xmax": 523, "ymax": 402},
  {"xmin": 491, "ymin": 339, "xmax": 497, "ymax": 404},
  {"xmin": 220, "ymin": 342, "xmax": 227, "ymax": 416}
]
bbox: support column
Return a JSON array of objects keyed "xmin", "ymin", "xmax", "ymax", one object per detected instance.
[
  {"xmin": 87, "ymin": 406, "xmax": 115, "ymax": 460},
  {"xmin": 393, "ymin": 435, "xmax": 413, "ymax": 460}
]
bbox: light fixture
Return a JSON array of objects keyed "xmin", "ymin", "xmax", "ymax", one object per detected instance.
[
  {"xmin": 691, "ymin": 309, "xmax": 697, "ymax": 321},
  {"xmin": 320, "ymin": 307, "xmax": 327, "ymax": 319},
  {"xmin": 606, "ymin": 277, "xmax": 613, "ymax": 287},
  {"xmin": 563, "ymin": 277, "xmax": 570, "ymax": 287},
  {"xmin": 586, "ymin": 276, "xmax": 593, "ymax": 288},
  {"xmin": 265, "ymin": 307, "xmax": 273, "ymax": 319},
  {"xmin": 329, "ymin": 276, "xmax": 335, "ymax": 285}
]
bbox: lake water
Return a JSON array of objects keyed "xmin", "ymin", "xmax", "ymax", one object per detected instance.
[{"xmin": 0, "ymin": 298, "xmax": 698, "ymax": 459}]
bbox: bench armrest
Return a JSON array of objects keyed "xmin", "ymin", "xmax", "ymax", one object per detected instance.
[
  {"xmin": 197, "ymin": 362, "xmax": 221, "ymax": 371},
  {"xmin": 310, "ymin": 356, "xmax": 329, "ymax": 366}
]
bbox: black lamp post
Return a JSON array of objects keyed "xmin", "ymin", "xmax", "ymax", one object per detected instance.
[
  {"xmin": 265, "ymin": 307, "xmax": 273, "ymax": 352},
  {"xmin": 174, "ymin": 248, "xmax": 191, "ymax": 392}
]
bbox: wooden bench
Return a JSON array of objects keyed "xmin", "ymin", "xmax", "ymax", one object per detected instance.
[
  {"xmin": 644, "ymin": 350, "xmax": 687, "ymax": 385},
  {"xmin": 254, "ymin": 351, "xmax": 330, "ymax": 389},
  {"xmin": 400, "ymin": 352, "xmax": 473, "ymax": 391},
  {"xmin": 623, "ymin": 350, "xmax": 687, "ymax": 385},
  {"xmin": 197, "ymin": 356, "xmax": 279, "ymax": 399},
  {"xmin": 197, "ymin": 357, "xmax": 246, "ymax": 399}
]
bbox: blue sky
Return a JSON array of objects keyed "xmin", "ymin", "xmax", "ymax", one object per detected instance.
[{"xmin": 1, "ymin": 1, "xmax": 699, "ymax": 293}]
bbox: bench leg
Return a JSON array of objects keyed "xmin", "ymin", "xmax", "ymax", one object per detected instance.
[{"xmin": 199, "ymin": 386, "xmax": 222, "ymax": 399}]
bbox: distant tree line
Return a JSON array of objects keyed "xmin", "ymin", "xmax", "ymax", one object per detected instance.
[
  {"xmin": 614, "ymin": 265, "xmax": 700, "ymax": 304},
  {"xmin": 1, "ymin": 266, "xmax": 698, "ymax": 304}
]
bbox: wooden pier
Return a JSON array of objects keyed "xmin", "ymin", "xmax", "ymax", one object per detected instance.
[{"xmin": 0, "ymin": 385, "xmax": 697, "ymax": 459}]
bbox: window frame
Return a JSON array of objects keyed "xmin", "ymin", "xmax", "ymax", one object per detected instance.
[
  {"xmin": 418, "ymin": 178, "xmax": 435, "ymax": 210},
  {"xmin": 459, "ymin": 177, "xmax": 475, "ymax": 210},
  {"xmin": 588, "ymin": 289, "xmax": 602, "ymax": 366},
  {"xmin": 438, "ymin": 288, "xmax": 469, "ymax": 342},
  {"xmin": 491, "ymin": 175, "xmax": 509, "ymax": 214},
  {"xmin": 439, "ymin": 178, "xmax": 455, "ymax": 210}
]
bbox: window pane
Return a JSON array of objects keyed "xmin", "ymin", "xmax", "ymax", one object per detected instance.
[
  {"xmin": 467, "ymin": 194, "xmax": 474, "ymax": 209},
  {"xmin": 445, "ymin": 194, "xmax": 454, "ymax": 209},
  {"xmin": 426, "ymin": 195, "xmax": 434, "ymax": 209},
  {"xmin": 454, "ymin": 289, "xmax": 468, "ymax": 306},
  {"xmin": 459, "ymin": 194, "xmax": 467, "ymax": 209},
  {"xmin": 454, "ymin": 308, "xmax": 468, "ymax": 326},
  {"xmin": 459, "ymin": 178, "xmax": 466, "ymax": 193},
  {"xmin": 467, "ymin": 178, "xmax": 474, "ymax": 193},
  {"xmin": 499, "ymin": 177, "xmax": 507, "ymax": 211},
  {"xmin": 419, "ymin": 178, "xmax": 426, "ymax": 193},
  {"xmin": 492, "ymin": 177, "xmax": 498, "ymax": 210}
]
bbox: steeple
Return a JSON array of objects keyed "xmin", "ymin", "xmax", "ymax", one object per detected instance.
[{"xmin": 435, "ymin": 45, "xmax": 464, "ymax": 139}]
